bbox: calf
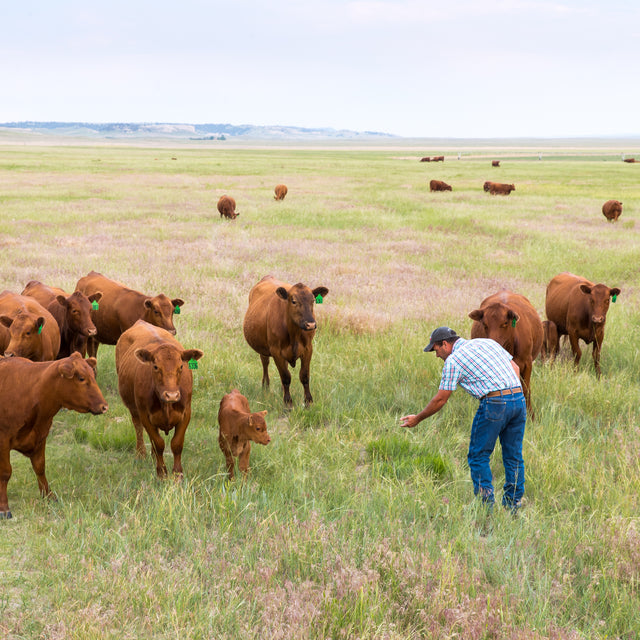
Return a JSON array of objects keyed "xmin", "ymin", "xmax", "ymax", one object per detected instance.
[
  {"xmin": 76, "ymin": 270, "xmax": 184, "ymax": 359},
  {"xmin": 545, "ymin": 272, "xmax": 620, "ymax": 377},
  {"xmin": 469, "ymin": 290, "xmax": 543, "ymax": 413},
  {"xmin": 429, "ymin": 179, "xmax": 452, "ymax": 192},
  {"xmin": 0, "ymin": 352, "xmax": 108, "ymax": 518},
  {"xmin": 21, "ymin": 280, "xmax": 102, "ymax": 358},
  {"xmin": 488, "ymin": 182, "xmax": 516, "ymax": 195},
  {"xmin": 115, "ymin": 320, "xmax": 203, "ymax": 478},
  {"xmin": 217, "ymin": 195, "xmax": 238, "ymax": 219},
  {"xmin": 0, "ymin": 291, "xmax": 61, "ymax": 361},
  {"xmin": 274, "ymin": 184, "xmax": 288, "ymax": 200},
  {"xmin": 243, "ymin": 275, "xmax": 329, "ymax": 407},
  {"xmin": 218, "ymin": 389, "xmax": 270, "ymax": 480},
  {"xmin": 602, "ymin": 200, "xmax": 623, "ymax": 222}
]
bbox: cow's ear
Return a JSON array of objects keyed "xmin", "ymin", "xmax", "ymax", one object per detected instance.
[
  {"xmin": 181, "ymin": 349, "xmax": 203, "ymax": 363},
  {"xmin": 89, "ymin": 292, "xmax": 102, "ymax": 303},
  {"xmin": 144, "ymin": 299, "xmax": 153, "ymax": 309},
  {"xmin": 276, "ymin": 287, "xmax": 288, "ymax": 301},
  {"xmin": 86, "ymin": 357, "xmax": 98, "ymax": 373},
  {"xmin": 36, "ymin": 317, "xmax": 46, "ymax": 331},
  {"xmin": 172, "ymin": 298, "xmax": 185, "ymax": 309},
  {"xmin": 610, "ymin": 288, "xmax": 621, "ymax": 298},
  {"xmin": 0, "ymin": 315, "xmax": 13, "ymax": 328},
  {"xmin": 135, "ymin": 348, "xmax": 154, "ymax": 364},
  {"xmin": 507, "ymin": 310, "xmax": 519, "ymax": 325},
  {"xmin": 313, "ymin": 286, "xmax": 329, "ymax": 299},
  {"xmin": 580, "ymin": 284, "xmax": 592, "ymax": 295},
  {"xmin": 468, "ymin": 309, "xmax": 484, "ymax": 321},
  {"xmin": 259, "ymin": 410, "xmax": 268, "ymax": 417},
  {"xmin": 58, "ymin": 360, "xmax": 75, "ymax": 379},
  {"xmin": 56, "ymin": 295, "xmax": 69, "ymax": 308}
]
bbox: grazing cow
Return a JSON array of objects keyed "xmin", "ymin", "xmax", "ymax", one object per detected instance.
[
  {"xmin": 420, "ymin": 156, "xmax": 431, "ymax": 162},
  {"xmin": 243, "ymin": 275, "xmax": 329, "ymax": 407},
  {"xmin": 602, "ymin": 200, "xmax": 623, "ymax": 222},
  {"xmin": 218, "ymin": 389, "xmax": 270, "ymax": 480},
  {"xmin": 115, "ymin": 320, "xmax": 203, "ymax": 478},
  {"xmin": 545, "ymin": 272, "xmax": 621, "ymax": 377},
  {"xmin": 432, "ymin": 155, "xmax": 445, "ymax": 162},
  {"xmin": 21, "ymin": 280, "xmax": 102, "ymax": 358},
  {"xmin": 0, "ymin": 352, "xmax": 108, "ymax": 518},
  {"xmin": 488, "ymin": 182, "xmax": 516, "ymax": 195},
  {"xmin": 217, "ymin": 195, "xmax": 238, "ymax": 219},
  {"xmin": 469, "ymin": 290, "xmax": 543, "ymax": 413},
  {"xmin": 274, "ymin": 184, "xmax": 288, "ymax": 200},
  {"xmin": 540, "ymin": 320, "xmax": 559, "ymax": 362},
  {"xmin": 492, "ymin": 160, "xmax": 500, "ymax": 167},
  {"xmin": 623, "ymin": 158, "xmax": 636, "ymax": 163},
  {"xmin": 0, "ymin": 291, "xmax": 61, "ymax": 361},
  {"xmin": 429, "ymin": 179, "xmax": 452, "ymax": 192},
  {"xmin": 75, "ymin": 271, "xmax": 184, "ymax": 359}
]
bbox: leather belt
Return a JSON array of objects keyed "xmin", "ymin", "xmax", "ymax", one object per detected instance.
[{"xmin": 484, "ymin": 387, "xmax": 522, "ymax": 398}]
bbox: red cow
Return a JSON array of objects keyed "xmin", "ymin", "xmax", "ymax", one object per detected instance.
[
  {"xmin": 243, "ymin": 275, "xmax": 329, "ymax": 407},
  {"xmin": 469, "ymin": 290, "xmax": 543, "ymax": 413},
  {"xmin": 432, "ymin": 156, "xmax": 445, "ymax": 162},
  {"xmin": 602, "ymin": 200, "xmax": 623, "ymax": 222},
  {"xmin": 274, "ymin": 184, "xmax": 288, "ymax": 201},
  {"xmin": 0, "ymin": 352, "xmax": 108, "ymax": 518},
  {"xmin": 488, "ymin": 182, "xmax": 516, "ymax": 195},
  {"xmin": 623, "ymin": 158, "xmax": 636, "ymax": 163},
  {"xmin": 492, "ymin": 160, "xmax": 500, "ymax": 167},
  {"xmin": 0, "ymin": 291, "xmax": 61, "ymax": 361},
  {"xmin": 75, "ymin": 271, "xmax": 184, "ymax": 359},
  {"xmin": 429, "ymin": 179, "xmax": 452, "ymax": 192},
  {"xmin": 420, "ymin": 157, "xmax": 431, "ymax": 162},
  {"xmin": 545, "ymin": 272, "xmax": 621, "ymax": 377},
  {"xmin": 483, "ymin": 181, "xmax": 492, "ymax": 192},
  {"xmin": 21, "ymin": 280, "xmax": 102, "ymax": 358},
  {"xmin": 218, "ymin": 389, "xmax": 270, "ymax": 480},
  {"xmin": 115, "ymin": 320, "xmax": 203, "ymax": 478},
  {"xmin": 217, "ymin": 195, "xmax": 238, "ymax": 219}
]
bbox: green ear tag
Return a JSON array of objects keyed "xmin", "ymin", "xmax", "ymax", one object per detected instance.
[
  {"xmin": 315, "ymin": 294, "xmax": 323, "ymax": 304},
  {"xmin": 92, "ymin": 300, "xmax": 99, "ymax": 310},
  {"xmin": 38, "ymin": 325, "xmax": 43, "ymax": 334},
  {"xmin": 612, "ymin": 294, "xmax": 617, "ymax": 303},
  {"xmin": 188, "ymin": 358, "xmax": 198, "ymax": 370},
  {"xmin": 174, "ymin": 306, "xmax": 181, "ymax": 314},
  {"xmin": 511, "ymin": 318, "xmax": 517, "ymax": 327}
]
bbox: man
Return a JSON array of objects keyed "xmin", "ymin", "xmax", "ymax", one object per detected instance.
[{"xmin": 400, "ymin": 326, "xmax": 526, "ymax": 510}]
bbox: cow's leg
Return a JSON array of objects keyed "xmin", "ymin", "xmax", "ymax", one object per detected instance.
[
  {"xmin": 86, "ymin": 336, "xmax": 99, "ymax": 359},
  {"xmin": 592, "ymin": 336, "xmax": 602, "ymax": 378},
  {"xmin": 260, "ymin": 354, "xmax": 270, "ymax": 388},
  {"xmin": 131, "ymin": 414, "xmax": 146, "ymax": 458},
  {"xmin": 170, "ymin": 419, "xmax": 188, "ymax": 479},
  {"xmin": 146, "ymin": 427, "xmax": 168, "ymax": 478},
  {"xmin": 272, "ymin": 354, "xmax": 293, "ymax": 407},
  {"xmin": 299, "ymin": 348, "xmax": 314, "ymax": 407},
  {"xmin": 218, "ymin": 435, "xmax": 235, "ymax": 479},
  {"xmin": 30, "ymin": 443, "xmax": 54, "ymax": 501},
  {"xmin": 568, "ymin": 333, "xmax": 582, "ymax": 369},
  {"xmin": 238, "ymin": 443, "xmax": 252, "ymax": 477},
  {"xmin": 519, "ymin": 358, "xmax": 534, "ymax": 420},
  {"xmin": 0, "ymin": 448, "xmax": 12, "ymax": 518}
]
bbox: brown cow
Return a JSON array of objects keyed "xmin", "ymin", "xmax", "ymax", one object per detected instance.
[
  {"xmin": 429, "ymin": 179, "xmax": 452, "ymax": 192},
  {"xmin": 432, "ymin": 155, "xmax": 445, "ymax": 162},
  {"xmin": 217, "ymin": 195, "xmax": 238, "ymax": 219},
  {"xmin": 623, "ymin": 158, "xmax": 636, "ymax": 163},
  {"xmin": 75, "ymin": 271, "xmax": 184, "ymax": 359},
  {"xmin": 469, "ymin": 290, "xmax": 543, "ymax": 413},
  {"xmin": 274, "ymin": 184, "xmax": 288, "ymax": 201},
  {"xmin": 0, "ymin": 352, "xmax": 108, "ymax": 518},
  {"xmin": 483, "ymin": 181, "xmax": 492, "ymax": 192},
  {"xmin": 540, "ymin": 320, "xmax": 559, "ymax": 362},
  {"xmin": 115, "ymin": 320, "xmax": 203, "ymax": 478},
  {"xmin": 21, "ymin": 280, "xmax": 102, "ymax": 358},
  {"xmin": 420, "ymin": 156, "xmax": 431, "ymax": 162},
  {"xmin": 0, "ymin": 291, "xmax": 61, "ymax": 361},
  {"xmin": 492, "ymin": 160, "xmax": 500, "ymax": 167},
  {"xmin": 218, "ymin": 389, "xmax": 270, "ymax": 480},
  {"xmin": 488, "ymin": 182, "xmax": 515, "ymax": 195},
  {"xmin": 545, "ymin": 272, "xmax": 621, "ymax": 377},
  {"xmin": 243, "ymin": 275, "xmax": 329, "ymax": 407},
  {"xmin": 602, "ymin": 200, "xmax": 623, "ymax": 222}
]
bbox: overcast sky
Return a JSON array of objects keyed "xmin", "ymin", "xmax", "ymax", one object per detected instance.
[{"xmin": 2, "ymin": 1, "xmax": 638, "ymax": 138}]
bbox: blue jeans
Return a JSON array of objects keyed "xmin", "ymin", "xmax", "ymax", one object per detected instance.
[{"xmin": 467, "ymin": 392, "xmax": 526, "ymax": 507}]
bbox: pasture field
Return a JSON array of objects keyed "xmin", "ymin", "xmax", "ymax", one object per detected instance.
[{"xmin": 0, "ymin": 142, "xmax": 639, "ymax": 639}]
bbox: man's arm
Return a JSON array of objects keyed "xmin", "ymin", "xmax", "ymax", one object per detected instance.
[{"xmin": 400, "ymin": 389, "xmax": 453, "ymax": 429}]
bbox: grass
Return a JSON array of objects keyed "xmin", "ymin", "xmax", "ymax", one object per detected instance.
[{"xmin": 1, "ymin": 141, "xmax": 640, "ymax": 638}]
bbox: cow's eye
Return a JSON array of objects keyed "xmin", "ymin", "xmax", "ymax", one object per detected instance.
[{"xmin": 77, "ymin": 375, "xmax": 85, "ymax": 382}]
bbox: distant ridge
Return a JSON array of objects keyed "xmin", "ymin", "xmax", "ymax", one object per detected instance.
[{"xmin": 0, "ymin": 121, "xmax": 397, "ymax": 140}]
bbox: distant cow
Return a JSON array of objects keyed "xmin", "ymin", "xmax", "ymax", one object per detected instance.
[
  {"xmin": 21, "ymin": 280, "xmax": 102, "ymax": 358},
  {"xmin": 545, "ymin": 272, "xmax": 621, "ymax": 377},
  {"xmin": 0, "ymin": 352, "xmax": 108, "ymax": 518},
  {"xmin": 483, "ymin": 181, "xmax": 492, "ymax": 192},
  {"xmin": 469, "ymin": 290, "xmax": 543, "ymax": 413},
  {"xmin": 429, "ymin": 179, "xmax": 452, "ymax": 192},
  {"xmin": 420, "ymin": 157, "xmax": 431, "ymax": 162},
  {"xmin": 75, "ymin": 271, "xmax": 184, "ymax": 359},
  {"xmin": 432, "ymin": 155, "xmax": 445, "ymax": 162},
  {"xmin": 218, "ymin": 389, "xmax": 270, "ymax": 480},
  {"xmin": 602, "ymin": 200, "xmax": 623, "ymax": 222},
  {"xmin": 488, "ymin": 182, "xmax": 516, "ymax": 195},
  {"xmin": 540, "ymin": 320, "xmax": 559, "ymax": 362},
  {"xmin": 0, "ymin": 291, "xmax": 61, "ymax": 361},
  {"xmin": 274, "ymin": 184, "xmax": 288, "ymax": 200},
  {"xmin": 115, "ymin": 320, "xmax": 203, "ymax": 478},
  {"xmin": 243, "ymin": 275, "xmax": 329, "ymax": 407},
  {"xmin": 492, "ymin": 160, "xmax": 500, "ymax": 167},
  {"xmin": 217, "ymin": 195, "xmax": 238, "ymax": 219},
  {"xmin": 623, "ymin": 158, "xmax": 636, "ymax": 163}
]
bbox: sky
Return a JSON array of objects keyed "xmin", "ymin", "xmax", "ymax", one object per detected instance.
[{"xmin": 2, "ymin": 0, "xmax": 639, "ymax": 138}]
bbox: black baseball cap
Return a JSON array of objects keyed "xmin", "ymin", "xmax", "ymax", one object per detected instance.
[{"xmin": 424, "ymin": 326, "xmax": 459, "ymax": 352}]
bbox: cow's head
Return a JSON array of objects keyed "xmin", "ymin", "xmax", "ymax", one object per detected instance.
[
  {"xmin": 579, "ymin": 284, "xmax": 621, "ymax": 325},
  {"xmin": 469, "ymin": 302, "xmax": 519, "ymax": 350},
  {"xmin": 245, "ymin": 410, "xmax": 270, "ymax": 445},
  {"xmin": 56, "ymin": 352, "xmax": 108, "ymax": 414},
  {"xmin": 0, "ymin": 311, "xmax": 46, "ymax": 360},
  {"xmin": 57, "ymin": 291, "xmax": 101, "ymax": 337},
  {"xmin": 276, "ymin": 283, "xmax": 329, "ymax": 332},
  {"xmin": 135, "ymin": 344, "xmax": 203, "ymax": 403},
  {"xmin": 142, "ymin": 295, "xmax": 185, "ymax": 335}
]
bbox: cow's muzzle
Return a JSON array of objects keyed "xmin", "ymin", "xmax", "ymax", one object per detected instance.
[{"xmin": 162, "ymin": 390, "xmax": 181, "ymax": 402}]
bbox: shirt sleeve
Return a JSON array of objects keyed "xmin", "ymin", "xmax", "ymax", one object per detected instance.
[{"xmin": 439, "ymin": 358, "xmax": 460, "ymax": 391}]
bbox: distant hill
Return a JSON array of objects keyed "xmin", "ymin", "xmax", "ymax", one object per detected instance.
[{"xmin": 0, "ymin": 121, "xmax": 397, "ymax": 140}]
